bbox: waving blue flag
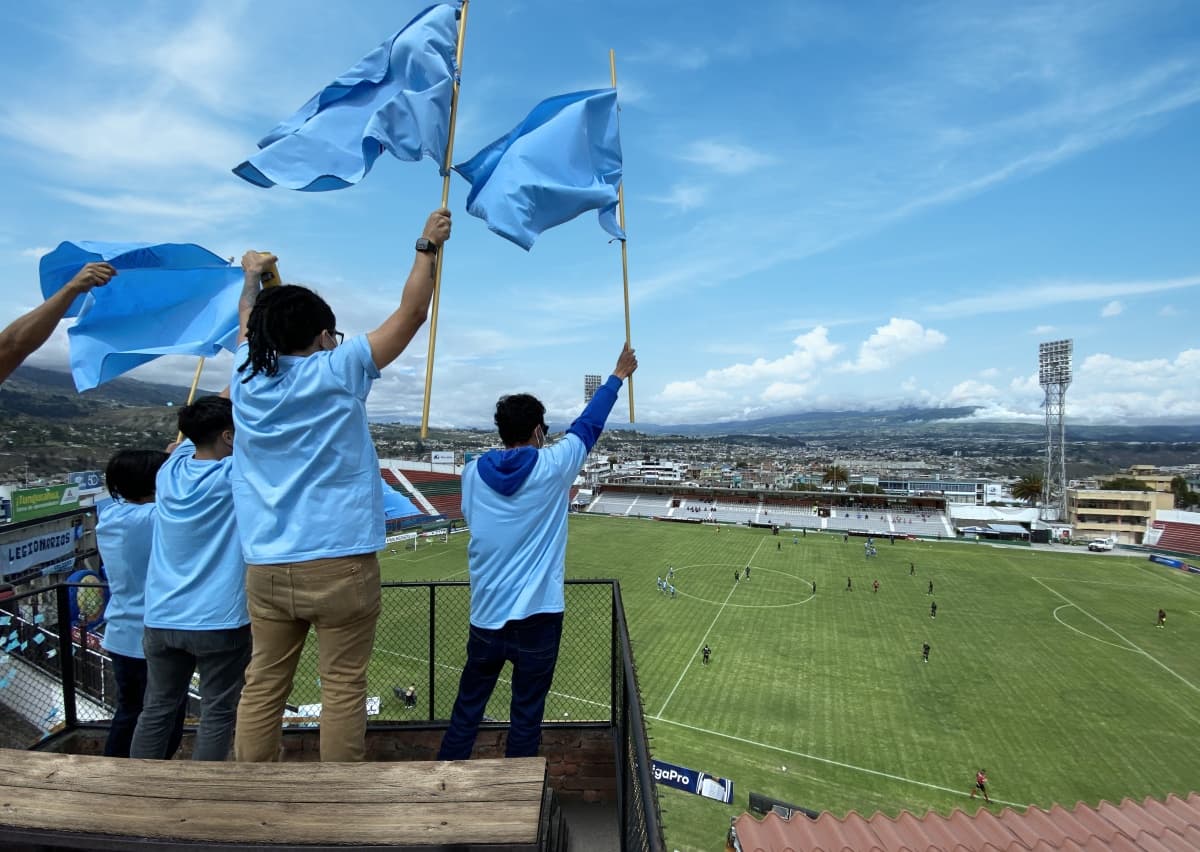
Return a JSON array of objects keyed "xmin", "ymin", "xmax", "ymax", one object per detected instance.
[
  {"xmin": 454, "ymin": 89, "xmax": 625, "ymax": 250},
  {"xmin": 39, "ymin": 242, "xmax": 243, "ymax": 392},
  {"xmin": 233, "ymin": 2, "xmax": 460, "ymax": 192}
]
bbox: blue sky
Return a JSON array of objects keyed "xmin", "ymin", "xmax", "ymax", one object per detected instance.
[{"xmin": 1, "ymin": 0, "xmax": 1197, "ymax": 427}]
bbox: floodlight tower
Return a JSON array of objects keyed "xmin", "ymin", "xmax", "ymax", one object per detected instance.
[{"xmin": 1038, "ymin": 339, "xmax": 1072, "ymax": 521}]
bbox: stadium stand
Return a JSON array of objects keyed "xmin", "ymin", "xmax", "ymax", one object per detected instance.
[
  {"xmin": 402, "ymin": 469, "xmax": 464, "ymax": 520},
  {"xmin": 583, "ymin": 487, "xmax": 954, "ymax": 535},
  {"xmin": 1149, "ymin": 520, "xmax": 1200, "ymax": 557}
]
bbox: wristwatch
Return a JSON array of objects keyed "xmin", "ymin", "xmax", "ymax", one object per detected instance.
[{"xmin": 415, "ymin": 237, "xmax": 438, "ymax": 254}]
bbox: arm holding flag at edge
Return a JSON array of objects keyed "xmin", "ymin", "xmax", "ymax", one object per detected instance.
[
  {"xmin": 367, "ymin": 208, "xmax": 452, "ymax": 370},
  {"xmin": 0, "ymin": 263, "xmax": 116, "ymax": 385},
  {"xmin": 237, "ymin": 252, "xmax": 278, "ymax": 347}
]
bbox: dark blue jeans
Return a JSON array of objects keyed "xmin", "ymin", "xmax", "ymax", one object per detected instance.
[
  {"xmin": 131, "ymin": 625, "xmax": 251, "ymax": 761},
  {"xmin": 438, "ymin": 611, "xmax": 563, "ymax": 760},
  {"xmin": 104, "ymin": 653, "xmax": 185, "ymax": 759}
]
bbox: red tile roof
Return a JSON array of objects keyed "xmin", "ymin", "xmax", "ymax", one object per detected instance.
[{"xmin": 730, "ymin": 793, "xmax": 1200, "ymax": 851}]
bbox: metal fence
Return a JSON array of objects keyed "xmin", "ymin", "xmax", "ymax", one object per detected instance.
[{"xmin": 0, "ymin": 578, "xmax": 664, "ymax": 851}]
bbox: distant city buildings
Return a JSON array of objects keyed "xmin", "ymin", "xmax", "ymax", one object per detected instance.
[{"xmin": 584, "ymin": 374, "xmax": 602, "ymax": 404}]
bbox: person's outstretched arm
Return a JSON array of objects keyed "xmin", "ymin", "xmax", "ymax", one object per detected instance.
[
  {"xmin": 0, "ymin": 262, "xmax": 117, "ymax": 384},
  {"xmin": 367, "ymin": 209, "xmax": 452, "ymax": 370},
  {"xmin": 237, "ymin": 251, "xmax": 277, "ymax": 347},
  {"xmin": 566, "ymin": 343, "xmax": 639, "ymax": 451}
]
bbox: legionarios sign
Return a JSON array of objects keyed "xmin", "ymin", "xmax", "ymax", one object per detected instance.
[
  {"xmin": 10, "ymin": 485, "xmax": 80, "ymax": 523},
  {"xmin": 2, "ymin": 530, "xmax": 76, "ymax": 578}
]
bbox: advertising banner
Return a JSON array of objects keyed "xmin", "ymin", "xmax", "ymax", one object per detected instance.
[
  {"xmin": 651, "ymin": 759, "xmax": 735, "ymax": 803},
  {"xmin": 11, "ymin": 484, "xmax": 80, "ymax": 523},
  {"xmin": 67, "ymin": 470, "xmax": 104, "ymax": 493},
  {"xmin": 431, "ymin": 451, "xmax": 454, "ymax": 465},
  {"xmin": 2, "ymin": 529, "xmax": 76, "ymax": 578}
]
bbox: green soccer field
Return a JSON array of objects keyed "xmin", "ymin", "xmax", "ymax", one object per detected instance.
[{"xmin": 372, "ymin": 516, "xmax": 1200, "ymax": 851}]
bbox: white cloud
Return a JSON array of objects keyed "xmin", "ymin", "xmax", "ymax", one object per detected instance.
[
  {"xmin": 761, "ymin": 382, "xmax": 811, "ymax": 403},
  {"xmin": 645, "ymin": 183, "xmax": 709, "ymax": 212},
  {"xmin": 838, "ymin": 318, "xmax": 947, "ymax": 373},
  {"xmin": 1100, "ymin": 299, "xmax": 1124, "ymax": 317},
  {"xmin": 1159, "ymin": 304, "xmax": 1179, "ymax": 317},
  {"xmin": 979, "ymin": 367, "xmax": 1000, "ymax": 378},
  {"xmin": 946, "ymin": 380, "xmax": 1000, "ymax": 404},
  {"xmin": 1079, "ymin": 349, "xmax": 1200, "ymax": 387},
  {"xmin": 929, "ymin": 275, "xmax": 1200, "ymax": 319},
  {"xmin": 677, "ymin": 140, "xmax": 776, "ymax": 175},
  {"xmin": 1030, "ymin": 324, "xmax": 1056, "ymax": 335},
  {"xmin": 19, "ymin": 247, "xmax": 53, "ymax": 259}
]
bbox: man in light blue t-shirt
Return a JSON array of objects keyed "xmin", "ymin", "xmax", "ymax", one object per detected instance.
[
  {"xmin": 131, "ymin": 396, "xmax": 250, "ymax": 761},
  {"xmin": 439, "ymin": 343, "xmax": 637, "ymax": 761},
  {"xmin": 231, "ymin": 208, "xmax": 452, "ymax": 763}
]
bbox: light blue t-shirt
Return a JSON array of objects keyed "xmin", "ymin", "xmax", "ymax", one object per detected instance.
[
  {"xmin": 230, "ymin": 334, "xmax": 384, "ymax": 564},
  {"xmin": 463, "ymin": 434, "xmax": 587, "ymax": 630},
  {"xmin": 96, "ymin": 500, "xmax": 156, "ymax": 659},
  {"xmin": 145, "ymin": 441, "xmax": 248, "ymax": 630}
]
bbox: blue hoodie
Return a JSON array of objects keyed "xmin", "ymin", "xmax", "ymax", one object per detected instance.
[{"xmin": 464, "ymin": 375, "xmax": 622, "ymax": 628}]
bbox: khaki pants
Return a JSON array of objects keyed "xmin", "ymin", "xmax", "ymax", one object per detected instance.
[{"xmin": 234, "ymin": 554, "xmax": 381, "ymax": 762}]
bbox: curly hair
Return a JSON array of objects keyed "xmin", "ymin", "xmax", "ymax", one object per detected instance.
[
  {"xmin": 238, "ymin": 285, "xmax": 336, "ymax": 382},
  {"xmin": 494, "ymin": 393, "xmax": 546, "ymax": 447}
]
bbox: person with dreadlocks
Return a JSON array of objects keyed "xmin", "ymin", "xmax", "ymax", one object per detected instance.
[{"xmin": 230, "ymin": 208, "xmax": 451, "ymax": 763}]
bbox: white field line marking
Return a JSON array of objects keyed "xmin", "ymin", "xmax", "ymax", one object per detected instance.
[
  {"xmin": 656, "ymin": 538, "xmax": 765, "ymax": 718},
  {"xmin": 646, "ymin": 716, "xmax": 1027, "ymax": 809},
  {"xmin": 1033, "ymin": 577, "xmax": 1169, "ymax": 589},
  {"xmin": 1033, "ymin": 577, "xmax": 1200, "ymax": 695},
  {"xmin": 1052, "ymin": 605, "xmax": 1137, "ymax": 652},
  {"xmin": 1138, "ymin": 562, "xmax": 1200, "ymax": 599},
  {"xmin": 375, "ymin": 647, "xmax": 609, "ymax": 710}
]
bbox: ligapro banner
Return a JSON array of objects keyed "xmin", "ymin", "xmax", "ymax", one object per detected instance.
[
  {"xmin": 651, "ymin": 759, "xmax": 735, "ymax": 804},
  {"xmin": 11, "ymin": 484, "xmax": 80, "ymax": 523},
  {"xmin": 3, "ymin": 530, "xmax": 76, "ymax": 578}
]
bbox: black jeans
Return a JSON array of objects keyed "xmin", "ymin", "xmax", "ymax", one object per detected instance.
[
  {"xmin": 131, "ymin": 625, "xmax": 251, "ymax": 761},
  {"xmin": 438, "ymin": 612, "xmax": 563, "ymax": 760},
  {"xmin": 105, "ymin": 653, "xmax": 185, "ymax": 759}
]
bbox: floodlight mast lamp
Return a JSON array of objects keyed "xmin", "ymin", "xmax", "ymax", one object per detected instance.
[{"xmin": 1038, "ymin": 339, "xmax": 1072, "ymax": 522}]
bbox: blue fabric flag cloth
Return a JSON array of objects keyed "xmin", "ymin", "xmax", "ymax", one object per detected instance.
[
  {"xmin": 383, "ymin": 487, "xmax": 421, "ymax": 520},
  {"xmin": 233, "ymin": 3, "xmax": 460, "ymax": 191},
  {"xmin": 39, "ymin": 242, "xmax": 243, "ymax": 392},
  {"xmin": 454, "ymin": 88, "xmax": 625, "ymax": 250}
]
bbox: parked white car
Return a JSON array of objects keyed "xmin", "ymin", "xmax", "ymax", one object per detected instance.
[{"xmin": 1088, "ymin": 539, "xmax": 1114, "ymax": 552}]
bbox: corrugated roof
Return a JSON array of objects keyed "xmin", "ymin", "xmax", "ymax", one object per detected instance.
[{"xmin": 731, "ymin": 793, "xmax": 1200, "ymax": 851}]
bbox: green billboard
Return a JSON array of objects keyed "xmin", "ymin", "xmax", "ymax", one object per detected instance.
[{"xmin": 11, "ymin": 484, "xmax": 81, "ymax": 523}]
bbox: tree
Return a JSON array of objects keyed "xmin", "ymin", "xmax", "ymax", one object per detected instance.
[
  {"xmin": 1101, "ymin": 477, "xmax": 1149, "ymax": 491},
  {"xmin": 1171, "ymin": 475, "xmax": 1200, "ymax": 509},
  {"xmin": 1011, "ymin": 473, "xmax": 1043, "ymax": 505},
  {"xmin": 822, "ymin": 465, "xmax": 848, "ymax": 489}
]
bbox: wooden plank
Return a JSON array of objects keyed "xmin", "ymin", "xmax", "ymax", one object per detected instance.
[
  {"xmin": 0, "ymin": 788, "xmax": 542, "ymax": 845},
  {"xmin": 0, "ymin": 751, "xmax": 544, "ymax": 805},
  {"xmin": 0, "ymin": 750, "xmax": 551, "ymax": 848}
]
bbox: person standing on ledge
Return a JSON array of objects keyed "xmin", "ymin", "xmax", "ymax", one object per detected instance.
[{"xmin": 438, "ymin": 343, "xmax": 638, "ymax": 761}]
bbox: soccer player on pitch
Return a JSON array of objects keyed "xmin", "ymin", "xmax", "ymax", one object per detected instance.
[{"xmin": 969, "ymin": 768, "xmax": 991, "ymax": 803}]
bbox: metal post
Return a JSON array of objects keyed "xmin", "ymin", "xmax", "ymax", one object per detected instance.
[
  {"xmin": 428, "ymin": 584, "xmax": 436, "ymax": 721},
  {"xmin": 54, "ymin": 584, "xmax": 78, "ymax": 729}
]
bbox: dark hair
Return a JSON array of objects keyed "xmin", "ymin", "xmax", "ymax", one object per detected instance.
[
  {"xmin": 238, "ymin": 285, "xmax": 336, "ymax": 381},
  {"xmin": 494, "ymin": 393, "xmax": 545, "ymax": 447},
  {"xmin": 105, "ymin": 450, "xmax": 168, "ymax": 502},
  {"xmin": 178, "ymin": 395, "xmax": 234, "ymax": 446}
]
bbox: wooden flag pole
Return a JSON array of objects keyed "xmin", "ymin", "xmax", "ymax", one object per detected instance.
[
  {"xmin": 174, "ymin": 358, "xmax": 207, "ymax": 444},
  {"xmin": 420, "ymin": 0, "xmax": 471, "ymax": 439},
  {"xmin": 174, "ymin": 257, "xmax": 282, "ymax": 444},
  {"xmin": 609, "ymin": 49, "xmax": 635, "ymax": 423}
]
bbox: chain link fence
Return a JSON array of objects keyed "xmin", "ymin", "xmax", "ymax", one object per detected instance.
[{"xmin": 1, "ymin": 578, "xmax": 664, "ymax": 850}]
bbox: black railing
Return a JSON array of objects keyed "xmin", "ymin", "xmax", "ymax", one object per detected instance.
[{"xmin": 0, "ymin": 578, "xmax": 664, "ymax": 851}]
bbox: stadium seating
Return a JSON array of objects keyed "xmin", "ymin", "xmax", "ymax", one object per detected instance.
[
  {"xmin": 403, "ymin": 469, "xmax": 464, "ymax": 520},
  {"xmin": 583, "ymin": 489, "xmax": 954, "ymax": 536},
  {"xmin": 1150, "ymin": 521, "xmax": 1200, "ymax": 556}
]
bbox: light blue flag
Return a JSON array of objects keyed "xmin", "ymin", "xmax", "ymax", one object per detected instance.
[
  {"xmin": 39, "ymin": 242, "xmax": 243, "ymax": 392},
  {"xmin": 383, "ymin": 487, "xmax": 421, "ymax": 520},
  {"xmin": 454, "ymin": 89, "xmax": 625, "ymax": 250},
  {"xmin": 233, "ymin": 3, "xmax": 460, "ymax": 191}
]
